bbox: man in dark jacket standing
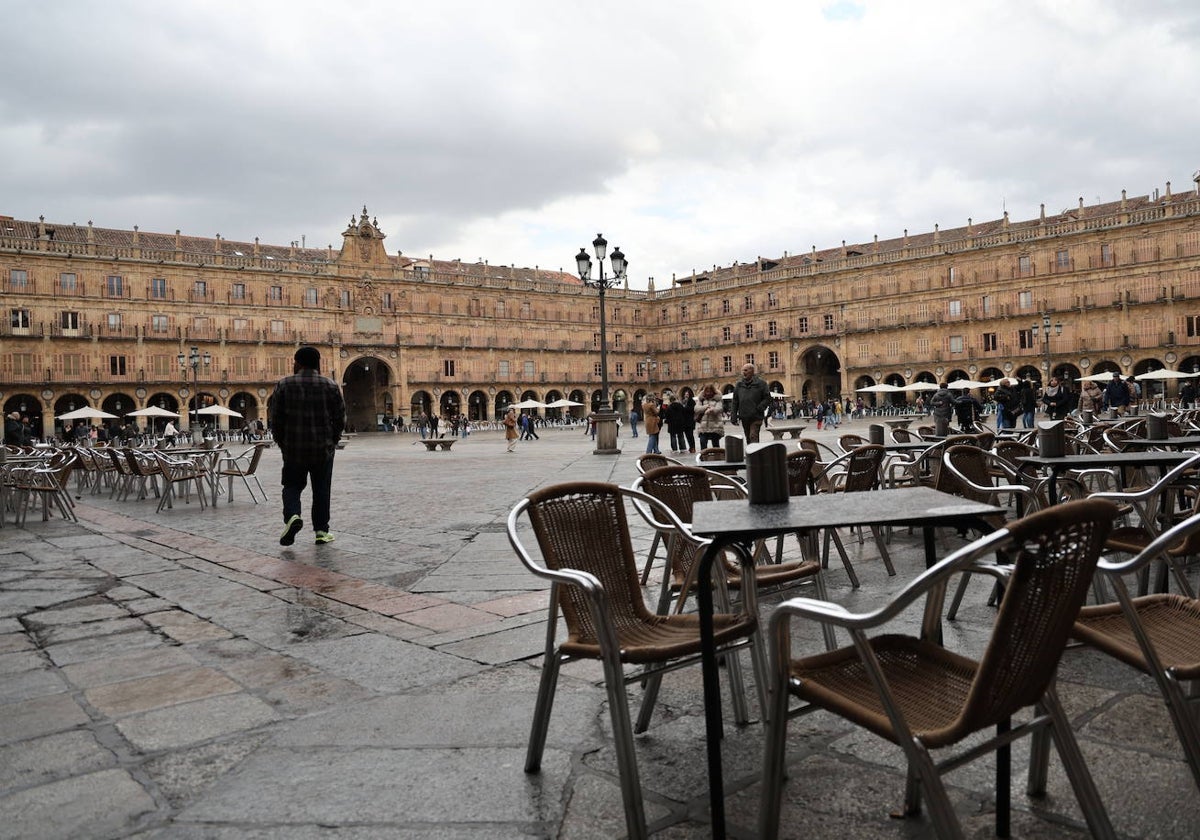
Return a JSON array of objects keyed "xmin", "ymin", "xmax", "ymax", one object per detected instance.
[
  {"xmin": 730, "ymin": 363, "xmax": 771, "ymax": 443},
  {"xmin": 1103, "ymin": 372, "xmax": 1130, "ymax": 416},
  {"xmin": 269, "ymin": 346, "xmax": 345, "ymax": 546}
]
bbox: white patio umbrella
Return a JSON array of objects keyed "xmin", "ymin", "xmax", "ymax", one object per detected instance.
[
  {"xmin": 196, "ymin": 404, "xmax": 244, "ymax": 418},
  {"xmin": 544, "ymin": 398, "xmax": 584, "ymax": 408},
  {"xmin": 56, "ymin": 406, "xmax": 118, "ymax": 421},
  {"xmin": 126, "ymin": 406, "xmax": 180, "ymax": 418},
  {"xmin": 901, "ymin": 381, "xmax": 939, "ymax": 392},
  {"xmin": 856, "ymin": 383, "xmax": 903, "ymax": 393},
  {"xmin": 1076, "ymin": 371, "xmax": 1122, "ymax": 382},
  {"xmin": 769, "ymin": 391, "xmax": 791, "ymax": 399},
  {"xmin": 947, "ymin": 379, "xmax": 990, "ymax": 390},
  {"xmin": 508, "ymin": 399, "xmax": 548, "ymax": 410},
  {"xmin": 1135, "ymin": 368, "xmax": 1195, "ymax": 381}
]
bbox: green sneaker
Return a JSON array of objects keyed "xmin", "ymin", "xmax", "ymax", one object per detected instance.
[
  {"xmin": 280, "ymin": 515, "xmax": 303, "ymax": 546},
  {"xmin": 314, "ymin": 530, "xmax": 335, "ymax": 544}
]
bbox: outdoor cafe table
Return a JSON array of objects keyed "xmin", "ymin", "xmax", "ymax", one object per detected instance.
[
  {"xmin": 164, "ymin": 446, "xmax": 228, "ymax": 507},
  {"xmin": 1120, "ymin": 435, "xmax": 1200, "ymax": 450},
  {"xmin": 1016, "ymin": 450, "xmax": 1194, "ymax": 501},
  {"xmin": 883, "ymin": 416, "xmax": 925, "ymax": 430},
  {"xmin": 688, "ymin": 486, "xmax": 1003, "ymax": 837}
]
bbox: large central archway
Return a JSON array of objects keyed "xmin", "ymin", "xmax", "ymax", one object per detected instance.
[{"xmin": 342, "ymin": 356, "xmax": 393, "ymax": 432}]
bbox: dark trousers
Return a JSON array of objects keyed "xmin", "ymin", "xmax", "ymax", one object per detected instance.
[
  {"xmin": 740, "ymin": 418, "xmax": 762, "ymax": 444},
  {"xmin": 281, "ymin": 457, "xmax": 334, "ymax": 532}
]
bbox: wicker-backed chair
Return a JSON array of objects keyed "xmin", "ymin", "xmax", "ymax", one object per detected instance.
[
  {"xmin": 837, "ymin": 433, "xmax": 868, "ymax": 453},
  {"xmin": 509, "ymin": 481, "xmax": 761, "ymax": 840},
  {"xmin": 760, "ymin": 498, "xmax": 1119, "ymax": 840},
  {"xmin": 152, "ymin": 451, "xmax": 208, "ymax": 512},
  {"xmin": 696, "ymin": 446, "xmax": 726, "ymax": 462},
  {"xmin": 634, "ymin": 453, "xmax": 682, "ymax": 583},
  {"xmin": 1071, "ymin": 510, "xmax": 1200, "ymax": 795},
  {"xmin": 216, "ymin": 442, "xmax": 269, "ymax": 503},
  {"xmin": 890, "ymin": 426, "xmax": 917, "ymax": 445},
  {"xmin": 11, "ymin": 452, "xmax": 78, "ymax": 524},
  {"xmin": 813, "ymin": 444, "xmax": 894, "ymax": 587}
]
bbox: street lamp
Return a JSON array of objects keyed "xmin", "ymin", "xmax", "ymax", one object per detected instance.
[
  {"xmin": 575, "ymin": 233, "xmax": 628, "ymax": 455},
  {"xmin": 1031, "ymin": 314, "xmax": 1062, "ymax": 381},
  {"xmin": 177, "ymin": 345, "xmax": 211, "ymax": 430}
]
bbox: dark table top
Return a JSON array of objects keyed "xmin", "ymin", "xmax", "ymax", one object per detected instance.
[
  {"xmin": 1120, "ymin": 436, "xmax": 1200, "ymax": 449},
  {"xmin": 692, "ymin": 486, "xmax": 1002, "ymax": 539},
  {"xmin": 1016, "ymin": 451, "xmax": 1195, "ymax": 469}
]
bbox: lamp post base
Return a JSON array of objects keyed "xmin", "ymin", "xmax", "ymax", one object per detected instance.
[{"xmin": 591, "ymin": 409, "xmax": 621, "ymax": 455}]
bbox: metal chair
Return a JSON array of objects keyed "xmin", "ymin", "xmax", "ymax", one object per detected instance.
[
  {"xmin": 1071, "ymin": 510, "xmax": 1200, "ymax": 795},
  {"xmin": 634, "ymin": 453, "xmax": 682, "ymax": 584},
  {"xmin": 759, "ymin": 498, "xmax": 1119, "ymax": 840},
  {"xmin": 217, "ymin": 442, "xmax": 268, "ymax": 503},
  {"xmin": 813, "ymin": 444, "xmax": 895, "ymax": 587},
  {"xmin": 508, "ymin": 481, "xmax": 761, "ymax": 840}
]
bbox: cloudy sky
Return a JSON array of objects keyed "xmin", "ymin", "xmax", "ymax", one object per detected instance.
[{"xmin": 3, "ymin": 1, "xmax": 1199, "ymax": 288}]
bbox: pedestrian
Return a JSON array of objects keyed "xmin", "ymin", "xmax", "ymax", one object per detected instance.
[
  {"xmin": 678, "ymin": 387, "xmax": 697, "ymax": 453},
  {"xmin": 628, "ymin": 404, "xmax": 640, "ymax": 438},
  {"xmin": 1018, "ymin": 380, "xmax": 1037, "ymax": 428},
  {"xmin": 503, "ymin": 407, "xmax": 518, "ymax": 453},
  {"xmin": 695, "ymin": 384, "xmax": 725, "ymax": 450},
  {"xmin": 663, "ymin": 395, "xmax": 687, "ymax": 453},
  {"xmin": 642, "ymin": 393, "xmax": 661, "ymax": 454},
  {"xmin": 1103, "ymin": 373, "xmax": 1130, "ymax": 416},
  {"xmin": 525, "ymin": 413, "xmax": 540, "ymax": 440},
  {"xmin": 1041, "ymin": 376, "xmax": 1070, "ymax": 420},
  {"xmin": 4, "ymin": 411, "xmax": 22, "ymax": 445},
  {"xmin": 269, "ymin": 345, "xmax": 345, "ymax": 546},
  {"xmin": 929, "ymin": 383, "xmax": 954, "ymax": 434},
  {"xmin": 730, "ymin": 362, "xmax": 770, "ymax": 443},
  {"xmin": 163, "ymin": 420, "xmax": 178, "ymax": 446}
]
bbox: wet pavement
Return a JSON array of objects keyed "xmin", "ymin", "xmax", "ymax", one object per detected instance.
[{"xmin": 1, "ymin": 419, "xmax": 1197, "ymax": 838}]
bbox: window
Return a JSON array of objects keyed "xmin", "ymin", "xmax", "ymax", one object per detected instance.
[
  {"xmin": 660, "ymin": 307, "xmax": 668, "ymax": 323},
  {"xmin": 744, "ymin": 353, "xmax": 755, "ymax": 366},
  {"xmin": 232, "ymin": 318, "xmax": 249, "ymax": 333},
  {"xmin": 915, "ymin": 337, "xmax": 930, "ymax": 355},
  {"xmin": 61, "ymin": 354, "xmax": 82, "ymax": 376},
  {"xmin": 193, "ymin": 280, "xmax": 207, "ymax": 298},
  {"xmin": 150, "ymin": 277, "xmax": 167, "ymax": 299},
  {"xmin": 767, "ymin": 320, "xmax": 778, "ymax": 337},
  {"xmin": 1188, "ymin": 315, "xmax": 1200, "ymax": 338},
  {"xmin": 679, "ymin": 304, "xmax": 688, "ymax": 319},
  {"xmin": 721, "ymin": 326, "xmax": 732, "ymax": 341},
  {"xmin": 60, "ymin": 311, "xmax": 80, "ymax": 332},
  {"xmin": 382, "ymin": 292, "xmax": 392, "ymax": 309},
  {"xmin": 270, "ymin": 320, "xmax": 285, "ymax": 335},
  {"xmin": 797, "ymin": 316, "xmax": 809, "ymax": 334},
  {"xmin": 948, "ymin": 299, "xmax": 962, "ymax": 317},
  {"xmin": 9, "ymin": 269, "xmax": 28, "ymax": 288},
  {"xmin": 701, "ymin": 357, "xmax": 713, "ymax": 375},
  {"xmin": 982, "ymin": 332, "xmax": 998, "ymax": 351},
  {"xmin": 592, "ymin": 332, "xmax": 601, "ymax": 349},
  {"xmin": 1018, "ymin": 255, "xmax": 1032, "ymax": 276},
  {"xmin": 151, "ymin": 315, "xmax": 169, "ymax": 333},
  {"xmin": 767, "ymin": 292, "xmax": 778, "ymax": 308},
  {"xmin": 231, "ymin": 283, "xmax": 246, "ymax": 300},
  {"xmin": 722, "ymin": 355, "xmax": 733, "ymax": 374},
  {"xmin": 1019, "ymin": 328, "xmax": 1034, "ymax": 349},
  {"xmin": 106, "ymin": 275, "xmax": 124, "ymax": 297},
  {"xmin": 680, "ymin": 330, "xmax": 690, "ymax": 346},
  {"xmin": 721, "ymin": 299, "xmax": 731, "ymax": 315},
  {"xmin": 1018, "ymin": 290, "xmax": 1033, "ymax": 310},
  {"xmin": 192, "ymin": 317, "xmax": 209, "ymax": 332},
  {"xmin": 744, "ymin": 295, "xmax": 754, "ymax": 312},
  {"xmin": 701, "ymin": 302, "xmax": 710, "ymax": 316},
  {"xmin": 523, "ymin": 361, "xmax": 535, "ymax": 378},
  {"xmin": 305, "ymin": 288, "xmax": 318, "ymax": 305},
  {"xmin": 632, "ymin": 309, "xmax": 641, "ymax": 323},
  {"xmin": 593, "ymin": 362, "xmax": 602, "ymax": 376},
  {"xmin": 614, "ymin": 362, "xmax": 624, "ymax": 376},
  {"xmin": 151, "ymin": 355, "xmax": 172, "ymax": 376},
  {"xmin": 109, "ymin": 355, "xmax": 127, "ymax": 376},
  {"xmin": 1056, "ymin": 249, "xmax": 1070, "ymax": 269},
  {"xmin": 768, "ymin": 350, "xmax": 780, "ymax": 369},
  {"xmin": 681, "ymin": 360, "xmax": 691, "ymax": 375},
  {"xmin": 269, "ymin": 285, "xmax": 283, "ymax": 301},
  {"xmin": 232, "ymin": 356, "xmax": 251, "ymax": 375},
  {"xmin": 10, "ymin": 353, "xmax": 34, "ymax": 375},
  {"xmin": 10, "ymin": 308, "xmax": 30, "ymax": 330},
  {"xmin": 613, "ymin": 333, "xmax": 623, "ymax": 349},
  {"xmin": 496, "ymin": 301, "xmax": 506, "ymax": 318},
  {"xmin": 1101, "ymin": 243, "xmax": 1114, "ymax": 267},
  {"xmin": 443, "ymin": 359, "xmax": 456, "ymax": 377},
  {"xmin": 948, "ymin": 265, "xmax": 957, "ymax": 284},
  {"xmin": 981, "ymin": 294, "xmax": 993, "ymax": 315},
  {"xmin": 59, "ymin": 272, "xmax": 77, "ymax": 292},
  {"xmin": 269, "ymin": 356, "xmax": 290, "ymax": 377},
  {"xmin": 107, "ymin": 313, "xmax": 122, "ymax": 330},
  {"xmin": 339, "ymin": 290, "xmax": 351, "ymax": 308},
  {"xmin": 948, "ymin": 335, "xmax": 964, "ymax": 354},
  {"xmin": 744, "ymin": 323, "xmax": 754, "ymax": 339},
  {"xmin": 823, "ymin": 314, "xmax": 834, "ymax": 331},
  {"xmin": 521, "ymin": 302, "xmax": 531, "ymax": 319}
]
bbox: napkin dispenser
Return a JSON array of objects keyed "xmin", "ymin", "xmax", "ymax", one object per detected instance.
[
  {"xmin": 1146, "ymin": 412, "xmax": 1170, "ymax": 440},
  {"xmin": 724, "ymin": 434, "xmax": 745, "ymax": 463},
  {"xmin": 869, "ymin": 423, "xmax": 885, "ymax": 444},
  {"xmin": 1037, "ymin": 420, "xmax": 1065, "ymax": 458},
  {"xmin": 745, "ymin": 442, "xmax": 789, "ymax": 504}
]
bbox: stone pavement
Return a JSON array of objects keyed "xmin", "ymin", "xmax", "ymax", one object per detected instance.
[{"xmin": 1, "ymin": 419, "xmax": 1197, "ymax": 839}]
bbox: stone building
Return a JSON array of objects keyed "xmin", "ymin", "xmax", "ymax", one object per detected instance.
[{"xmin": 3, "ymin": 176, "xmax": 1200, "ymax": 439}]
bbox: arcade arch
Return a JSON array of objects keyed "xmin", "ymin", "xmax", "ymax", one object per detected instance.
[{"xmin": 343, "ymin": 356, "xmax": 393, "ymax": 432}]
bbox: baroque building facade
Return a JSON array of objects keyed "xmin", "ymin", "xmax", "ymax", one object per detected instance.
[{"xmin": 3, "ymin": 177, "xmax": 1200, "ymax": 439}]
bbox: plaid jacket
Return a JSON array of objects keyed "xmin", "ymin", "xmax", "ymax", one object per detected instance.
[{"xmin": 269, "ymin": 370, "xmax": 345, "ymax": 463}]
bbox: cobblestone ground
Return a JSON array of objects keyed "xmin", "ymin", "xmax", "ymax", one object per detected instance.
[{"xmin": 1, "ymin": 418, "xmax": 1197, "ymax": 838}]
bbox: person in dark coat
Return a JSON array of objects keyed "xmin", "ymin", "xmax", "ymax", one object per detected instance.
[{"xmin": 1103, "ymin": 373, "xmax": 1130, "ymax": 416}]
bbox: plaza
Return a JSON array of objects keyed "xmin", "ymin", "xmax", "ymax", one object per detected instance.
[{"xmin": 1, "ymin": 420, "xmax": 1198, "ymax": 838}]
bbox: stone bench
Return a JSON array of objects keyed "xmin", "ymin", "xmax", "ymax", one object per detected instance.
[
  {"xmin": 766, "ymin": 423, "xmax": 807, "ymax": 440},
  {"xmin": 420, "ymin": 438, "xmax": 456, "ymax": 451}
]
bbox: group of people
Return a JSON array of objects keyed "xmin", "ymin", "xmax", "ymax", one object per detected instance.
[{"xmin": 4, "ymin": 411, "xmax": 36, "ymax": 446}]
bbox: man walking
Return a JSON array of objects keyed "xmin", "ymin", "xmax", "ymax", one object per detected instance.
[
  {"xmin": 269, "ymin": 346, "xmax": 345, "ymax": 546},
  {"xmin": 730, "ymin": 363, "xmax": 770, "ymax": 443}
]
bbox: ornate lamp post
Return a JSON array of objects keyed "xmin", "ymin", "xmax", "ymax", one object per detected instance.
[
  {"xmin": 1031, "ymin": 314, "xmax": 1062, "ymax": 381},
  {"xmin": 575, "ymin": 233, "xmax": 627, "ymax": 455},
  {"xmin": 177, "ymin": 345, "xmax": 211, "ymax": 434}
]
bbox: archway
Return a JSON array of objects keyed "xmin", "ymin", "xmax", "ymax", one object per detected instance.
[
  {"xmin": 590, "ymin": 389, "xmax": 603, "ymax": 413},
  {"xmin": 1054, "ymin": 363, "xmax": 1082, "ymax": 386},
  {"xmin": 342, "ymin": 356, "xmax": 393, "ymax": 432},
  {"xmin": 187, "ymin": 391, "xmax": 219, "ymax": 431},
  {"xmin": 410, "ymin": 390, "xmax": 432, "ymax": 425},
  {"xmin": 800, "ymin": 346, "xmax": 841, "ymax": 401},
  {"xmin": 467, "ymin": 389, "xmax": 488, "ymax": 421},
  {"xmin": 1013, "ymin": 364, "xmax": 1041, "ymax": 384},
  {"xmin": 231, "ymin": 392, "xmax": 260, "ymax": 429},
  {"xmin": 945, "ymin": 369, "xmax": 969, "ymax": 383},
  {"xmin": 611, "ymin": 388, "xmax": 628, "ymax": 417},
  {"xmin": 440, "ymin": 391, "xmax": 462, "ymax": 418},
  {"xmin": 980, "ymin": 367, "xmax": 1004, "ymax": 384},
  {"xmin": 494, "ymin": 390, "xmax": 515, "ymax": 418},
  {"xmin": 3, "ymin": 393, "xmax": 42, "ymax": 441},
  {"xmin": 54, "ymin": 393, "xmax": 90, "ymax": 438},
  {"xmin": 102, "ymin": 392, "xmax": 136, "ymax": 419},
  {"xmin": 1181, "ymin": 355, "xmax": 1200, "ymax": 376}
]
